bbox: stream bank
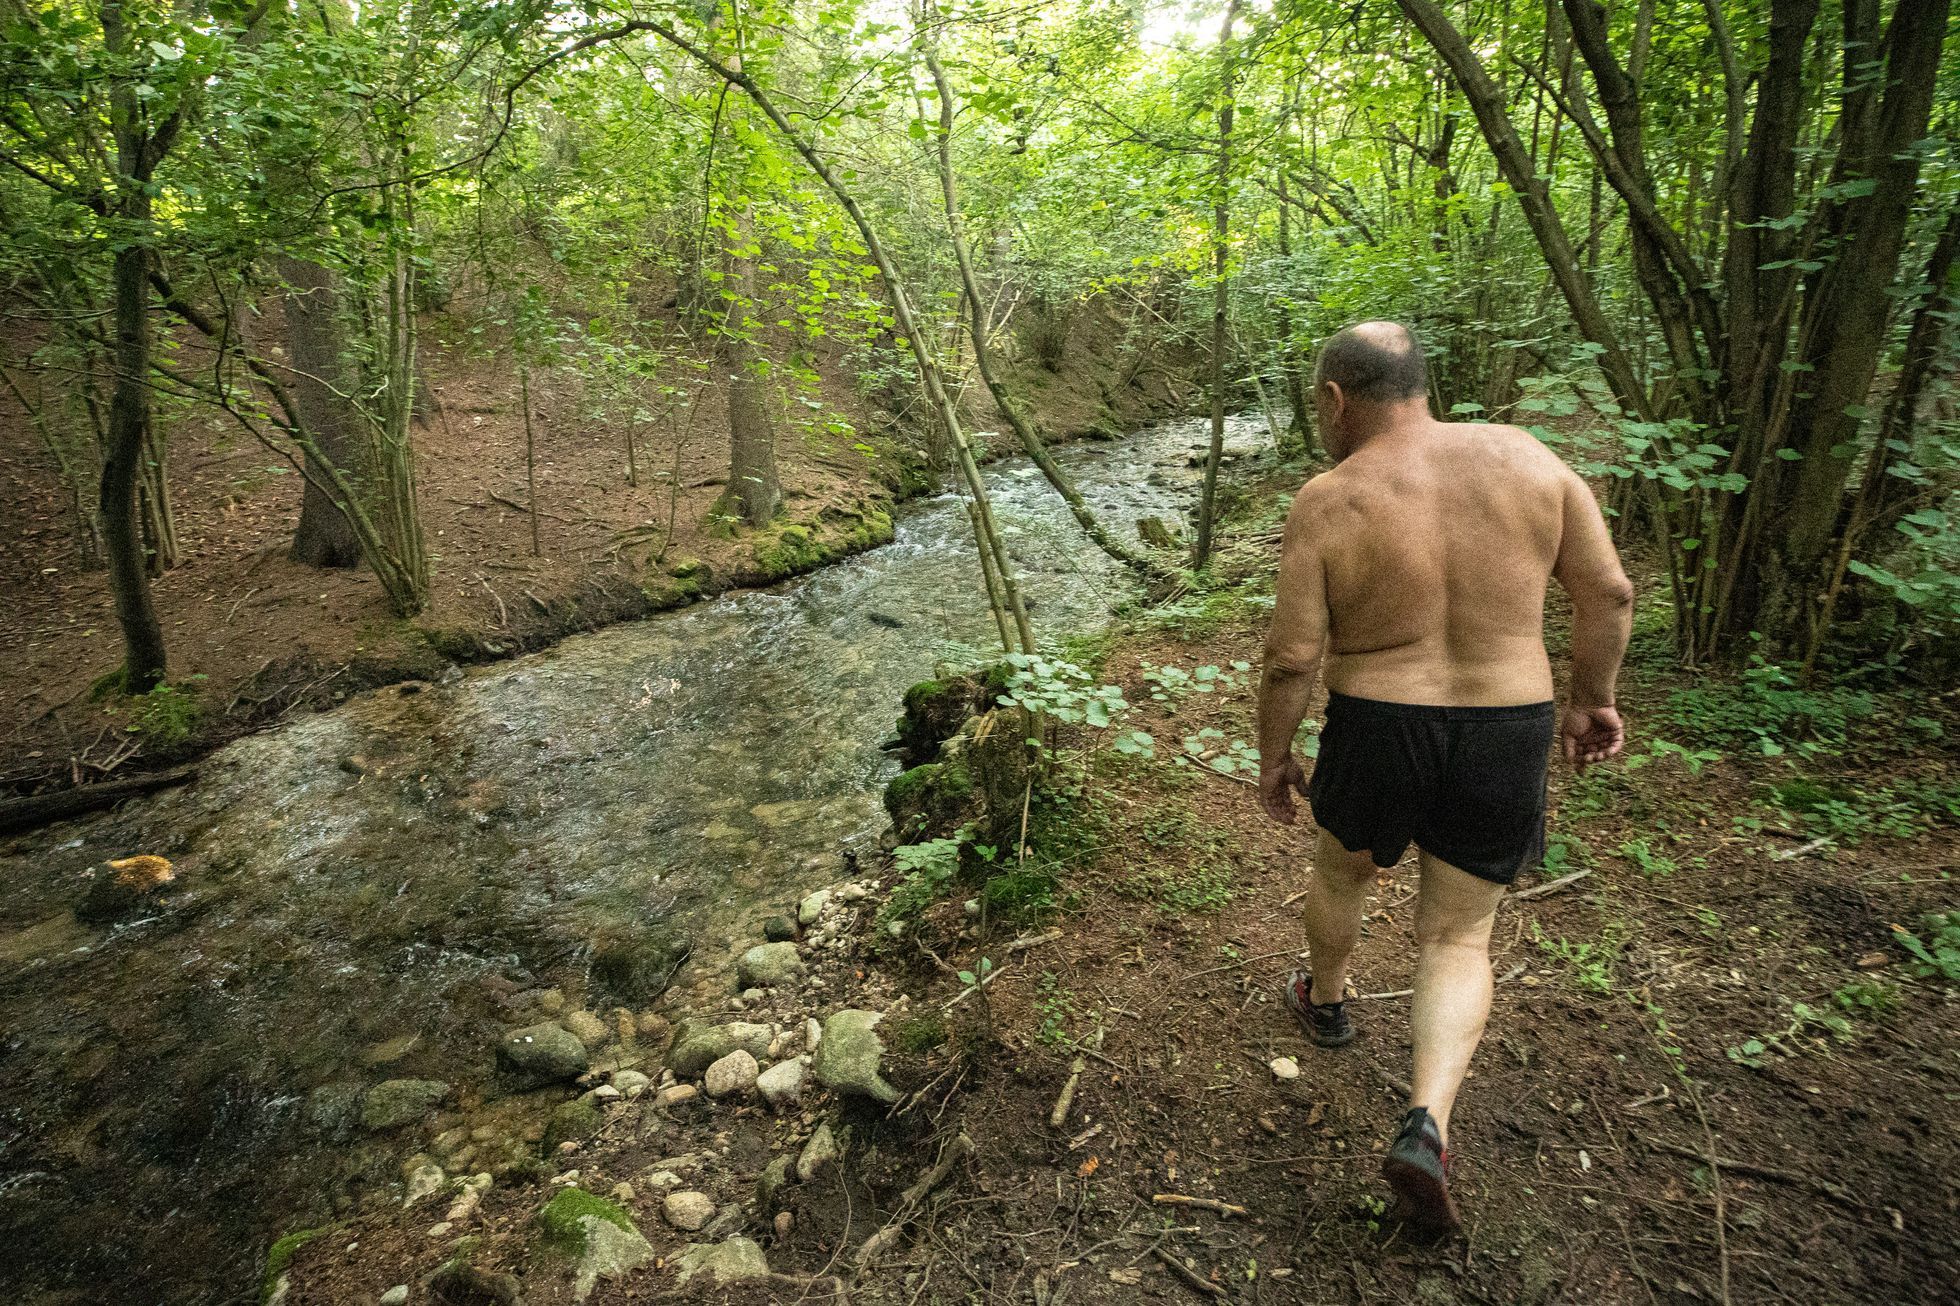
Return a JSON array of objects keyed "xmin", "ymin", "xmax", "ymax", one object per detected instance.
[{"xmin": 0, "ymin": 415, "xmax": 1270, "ymax": 1305}]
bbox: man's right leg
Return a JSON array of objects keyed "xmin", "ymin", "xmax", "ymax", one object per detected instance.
[
  {"xmin": 1408, "ymin": 852, "xmax": 1506, "ymax": 1143},
  {"xmin": 1302, "ymin": 828, "xmax": 1380, "ymax": 1005}
]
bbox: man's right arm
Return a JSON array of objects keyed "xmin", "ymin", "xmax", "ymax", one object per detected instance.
[{"xmin": 1551, "ymin": 471, "xmax": 1635, "ymax": 768}]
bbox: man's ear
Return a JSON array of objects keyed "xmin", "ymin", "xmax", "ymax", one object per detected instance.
[{"xmin": 1318, "ymin": 380, "xmax": 1343, "ymax": 421}]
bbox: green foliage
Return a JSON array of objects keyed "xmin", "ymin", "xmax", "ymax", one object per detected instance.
[
  {"xmin": 534, "ymin": 1187, "xmax": 636, "ymax": 1256},
  {"xmin": 1660, "ymin": 658, "xmax": 1871, "ymax": 757},
  {"xmin": 1617, "ymin": 836, "xmax": 1677, "ymax": 878},
  {"xmin": 996, "ymin": 653, "xmax": 1155, "ymax": 757},
  {"xmin": 1892, "ymin": 912, "xmax": 1960, "ymax": 984},
  {"xmin": 1530, "ymin": 920, "xmax": 1624, "ymax": 994},
  {"xmin": 1176, "ymin": 727, "xmax": 1260, "ymax": 776},
  {"xmin": 1116, "ymin": 862, "xmax": 1234, "ymax": 914},
  {"xmin": 1138, "ymin": 660, "xmax": 1250, "ymax": 706},
  {"xmin": 262, "ymin": 1228, "xmax": 328, "ymax": 1303},
  {"xmin": 889, "ymin": 1014, "xmax": 950, "ymax": 1054},
  {"xmin": 122, "ymin": 677, "xmax": 208, "ymax": 747}
]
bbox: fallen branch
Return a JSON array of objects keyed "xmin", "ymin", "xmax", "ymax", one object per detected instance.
[
  {"xmin": 1152, "ymin": 1194, "xmax": 1248, "ymax": 1218},
  {"xmin": 1150, "ymin": 1246, "xmax": 1226, "ymax": 1299},
  {"xmin": 854, "ymin": 1132, "xmax": 975, "ymax": 1266},
  {"xmin": 0, "ymin": 765, "xmax": 197, "ymax": 836},
  {"xmin": 1512, "ymin": 869, "xmax": 1593, "ymax": 900},
  {"xmin": 1003, "ymin": 928, "xmax": 1063, "ymax": 954},
  {"xmin": 1049, "ymin": 1056, "xmax": 1086, "ymax": 1129},
  {"xmin": 1772, "ymin": 835, "xmax": 1834, "ymax": 861},
  {"xmin": 1372, "ymin": 1063, "xmax": 1413, "ymax": 1099}
]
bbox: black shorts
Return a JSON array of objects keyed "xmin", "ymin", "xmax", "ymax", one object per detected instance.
[{"xmin": 1307, "ymin": 691, "xmax": 1555, "ymax": 886}]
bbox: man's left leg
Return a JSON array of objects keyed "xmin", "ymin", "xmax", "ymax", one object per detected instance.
[{"xmin": 1285, "ymin": 829, "xmax": 1379, "ymax": 1048}]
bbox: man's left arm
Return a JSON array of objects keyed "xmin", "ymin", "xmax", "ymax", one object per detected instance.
[{"xmin": 1257, "ymin": 492, "xmax": 1330, "ymax": 824}]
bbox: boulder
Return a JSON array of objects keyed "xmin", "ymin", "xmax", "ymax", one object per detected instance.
[
  {"xmin": 754, "ymin": 1155, "xmax": 794, "ymax": 1210},
  {"xmin": 762, "ymin": 915, "xmax": 797, "ymax": 943},
  {"xmin": 560, "ymin": 1009, "xmax": 610, "ymax": 1049},
  {"xmin": 498, "ymin": 1023, "xmax": 589, "ymax": 1084},
  {"xmin": 427, "ymin": 1262, "xmax": 523, "ymax": 1306},
  {"xmin": 756, "ymin": 1058, "xmax": 806, "ymax": 1110},
  {"xmin": 810, "ymin": 1010, "xmax": 899, "ymax": 1103},
  {"xmin": 667, "ymin": 1020, "xmax": 772, "ymax": 1078},
  {"xmin": 662, "ymin": 1190, "xmax": 715, "ymax": 1232},
  {"xmin": 362, "ymin": 1078, "xmax": 451, "ymax": 1132},
  {"xmin": 673, "ymin": 1236, "xmax": 771, "ymax": 1287},
  {"xmin": 737, "ymin": 942, "xmax": 804, "ymax": 988},
  {"xmin": 704, "ymin": 1049, "xmax": 759, "ymax": 1099},
  {"xmin": 403, "ymin": 1155, "xmax": 446, "ymax": 1208},
  {"xmin": 544, "ymin": 1097, "xmax": 605, "ymax": 1150},
  {"xmin": 587, "ymin": 926, "xmax": 692, "ymax": 1004},
  {"xmin": 534, "ymin": 1187, "xmax": 654, "ymax": 1302}
]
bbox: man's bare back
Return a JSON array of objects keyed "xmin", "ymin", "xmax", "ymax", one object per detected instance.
[{"xmin": 1277, "ymin": 417, "xmax": 1583, "ymax": 708}]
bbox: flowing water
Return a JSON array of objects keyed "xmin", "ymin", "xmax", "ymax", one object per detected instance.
[{"xmin": 0, "ymin": 416, "xmax": 1272, "ymax": 1304}]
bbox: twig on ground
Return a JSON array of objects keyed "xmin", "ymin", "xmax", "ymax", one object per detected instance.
[
  {"xmin": 225, "ymin": 587, "xmax": 259, "ymax": 623},
  {"xmin": 1150, "ymin": 1245, "xmax": 1226, "ymax": 1298},
  {"xmin": 477, "ymin": 576, "xmax": 509, "ymax": 629},
  {"xmin": 1180, "ymin": 947, "xmax": 1302, "ymax": 981},
  {"xmin": 1512, "ymin": 869, "xmax": 1594, "ymax": 900},
  {"xmin": 1372, "ymin": 1064, "xmax": 1413, "ymax": 1099},
  {"xmin": 1152, "ymin": 1194, "xmax": 1248, "ymax": 1218},
  {"xmin": 1625, "ymin": 1087, "xmax": 1672, "ymax": 1110},
  {"xmin": 1003, "ymin": 928, "xmax": 1064, "ymax": 954},
  {"xmin": 1772, "ymin": 835, "xmax": 1834, "ymax": 861},
  {"xmin": 1639, "ymin": 1135, "xmax": 1862, "ymax": 1209}
]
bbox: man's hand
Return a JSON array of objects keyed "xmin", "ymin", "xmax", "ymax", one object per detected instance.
[
  {"xmin": 1259, "ymin": 753, "xmax": 1310, "ymax": 824},
  {"xmin": 1561, "ymin": 705, "xmax": 1625, "ymax": 770}
]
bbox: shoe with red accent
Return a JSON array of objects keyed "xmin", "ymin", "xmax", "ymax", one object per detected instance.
[
  {"xmin": 1284, "ymin": 970, "xmax": 1355, "ymax": 1048},
  {"xmin": 1382, "ymin": 1106, "xmax": 1462, "ymax": 1235}
]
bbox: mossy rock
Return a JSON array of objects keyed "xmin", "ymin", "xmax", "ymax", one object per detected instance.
[
  {"xmin": 543, "ymin": 1096, "xmax": 605, "ymax": 1150},
  {"xmin": 750, "ymin": 521, "xmax": 827, "ymax": 578},
  {"xmin": 262, "ymin": 1226, "xmax": 328, "ymax": 1303},
  {"xmin": 896, "ymin": 675, "xmax": 987, "ymax": 764},
  {"xmin": 882, "ymin": 759, "xmax": 975, "ymax": 841},
  {"xmin": 535, "ymin": 1187, "xmax": 637, "ymax": 1256}
]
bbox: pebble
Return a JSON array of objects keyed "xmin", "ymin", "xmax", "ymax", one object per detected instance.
[
  {"xmin": 611, "ymin": 1181, "xmax": 637, "ymax": 1204},
  {"xmin": 774, "ymin": 1210, "xmax": 794, "ymax": 1240},
  {"xmin": 612, "ymin": 1070, "xmax": 651, "ymax": 1098},
  {"xmin": 587, "ymin": 1084, "xmax": 622, "ymax": 1102},
  {"xmin": 797, "ymin": 890, "xmax": 831, "ymax": 926},
  {"xmin": 644, "ymin": 1169, "xmax": 683, "ymax": 1190},
  {"xmin": 804, "ymin": 1017, "xmax": 823, "ymax": 1050},
  {"xmin": 425, "ymin": 1221, "xmax": 453, "ymax": 1239},
  {"xmin": 663, "ymin": 1190, "xmax": 715, "ymax": 1231},
  {"xmin": 1270, "ymin": 1056, "xmax": 1301, "ymax": 1082},
  {"xmin": 704, "ymin": 1049, "xmax": 759, "ymax": 1098},
  {"xmin": 655, "ymin": 1084, "xmax": 699, "ymax": 1108},
  {"xmin": 796, "ymin": 1122, "xmax": 839, "ymax": 1182},
  {"xmin": 380, "ymin": 1287, "xmax": 409, "ymax": 1306},
  {"xmin": 741, "ymin": 987, "xmax": 767, "ymax": 1004},
  {"xmin": 838, "ymin": 884, "xmax": 867, "ymax": 902}
]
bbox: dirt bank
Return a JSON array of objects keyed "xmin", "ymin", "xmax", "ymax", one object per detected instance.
[{"xmin": 0, "ymin": 293, "xmax": 1197, "ymax": 804}]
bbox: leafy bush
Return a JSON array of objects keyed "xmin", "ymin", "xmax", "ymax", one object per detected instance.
[{"xmin": 1660, "ymin": 656, "xmax": 1871, "ymax": 756}]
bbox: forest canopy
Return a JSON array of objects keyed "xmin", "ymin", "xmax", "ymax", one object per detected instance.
[{"xmin": 2, "ymin": 0, "xmax": 1956, "ymax": 694}]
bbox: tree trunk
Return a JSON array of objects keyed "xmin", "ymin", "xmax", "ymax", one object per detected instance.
[
  {"xmin": 281, "ymin": 254, "xmax": 366, "ymax": 567},
  {"xmin": 1191, "ymin": 0, "xmax": 1237, "ymax": 572},
  {"xmin": 102, "ymin": 239, "xmax": 168, "ymax": 691}
]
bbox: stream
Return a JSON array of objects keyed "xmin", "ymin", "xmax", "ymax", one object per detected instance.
[{"xmin": 0, "ymin": 415, "xmax": 1270, "ymax": 1304}]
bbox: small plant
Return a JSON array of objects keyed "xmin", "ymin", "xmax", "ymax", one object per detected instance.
[
  {"xmin": 1177, "ymin": 727, "xmax": 1259, "ymax": 777},
  {"xmin": 1541, "ymin": 832, "xmax": 1594, "ymax": 875},
  {"xmin": 881, "ymin": 832, "xmax": 969, "ymax": 926},
  {"xmin": 122, "ymin": 676, "xmax": 208, "ymax": 747},
  {"xmin": 1727, "ymin": 999, "xmax": 1858, "ymax": 1068},
  {"xmin": 1117, "ymin": 863, "xmax": 1234, "ymax": 914},
  {"xmin": 1660, "ymin": 654, "xmax": 1871, "ymax": 757},
  {"xmin": 1618, "ymin": 836, "xmax": 1678, "ymax": 878},
  {"xmin": 1138, "ymin": 661, "xmax": 1251, "ymax": 707},
  {"xmin": 1033, "ymin": 971, "xmax": 1098, "ymax": 1048},
  {"xmin": 996, "ymin": 653, "xmax": 1155, "ymax": 758},
  {"xmin": 1832, "ymin": 979, "xmax": 1899, "ymax": 1018},
  {"xmin": 1892, "ymin": 911, "xmax": 1960, "ymax": 983},
  {"xmin": 1530, "ymin": 920, "xmax": 1623, "ymax": 993}
]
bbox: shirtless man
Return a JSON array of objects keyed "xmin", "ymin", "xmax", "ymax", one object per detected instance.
[{"xmin": 1256, "ymin": 320, "xmax": 1633, "ymax": 1233}]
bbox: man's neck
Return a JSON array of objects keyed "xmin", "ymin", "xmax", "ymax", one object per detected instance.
[{"xmin": 1339, "ymin": 400, "xmax": 1433, "ymax": 455}]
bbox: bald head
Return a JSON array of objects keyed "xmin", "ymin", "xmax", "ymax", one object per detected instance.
[{"xmin": 1315, "ymin": 321, "xmax": 1428, "ymax": 404}]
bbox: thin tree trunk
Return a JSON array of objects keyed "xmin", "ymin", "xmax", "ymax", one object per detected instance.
[
  {"xmin": 102, "ymin": 239, "xmax": 168, "ymax": 690},
  {"xmin": 520, "ymin": 361, "xmax": 542, "ymax": 555},
  {"xmin": 1192, "ymin": 0, "xmax": 1238, "ymax": 572},
  {"xmin": 138, "ymin": 426, "xmax": 178, "ymax": 575},
  {"xmin": 921, "ymin": 47, "xmax": 1159, "ymax": 577}
]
